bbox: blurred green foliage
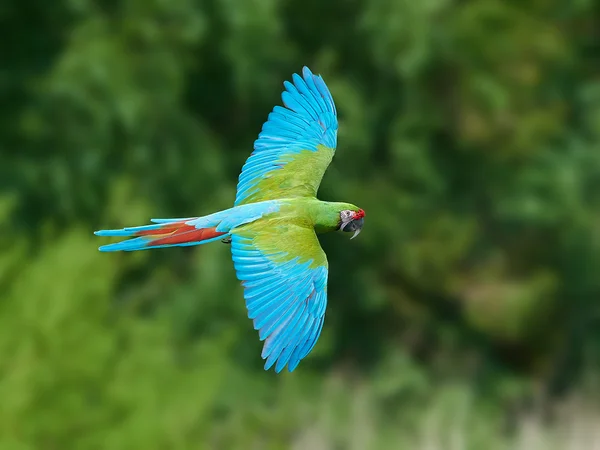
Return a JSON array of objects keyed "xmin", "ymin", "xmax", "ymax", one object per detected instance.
[{"xmin": 1, "ymin": 0, "xmax": 600, "ymax": 448}]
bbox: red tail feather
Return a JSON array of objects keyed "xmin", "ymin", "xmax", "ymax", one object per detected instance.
[{"xmin": 135, "ymin": 221, "xmax": 226, "ymax": 247}]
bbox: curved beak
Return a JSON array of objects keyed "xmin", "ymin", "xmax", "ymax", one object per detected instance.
[{"xmin": 340, "ymin": 217, "xmax": 364, "ymax": 239}]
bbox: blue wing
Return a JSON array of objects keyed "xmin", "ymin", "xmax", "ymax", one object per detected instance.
[
  {"xmin": 230, "ymin": 226, "xmax": 328, "ymax": 373},
  {"xmin": 234, "ymin": 66, "xmax": 338, "ymax": 206}
]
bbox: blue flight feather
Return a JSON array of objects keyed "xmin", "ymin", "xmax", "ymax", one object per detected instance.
[{"xmin": 230, "ymin": 233, "xmax": 328, "ymax": 373}]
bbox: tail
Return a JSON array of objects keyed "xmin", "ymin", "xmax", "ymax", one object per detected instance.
[
  {"xmin": 94, "ymin": 217, "xmax": 228, "ymax": 252},
  {"xmin": 94, "ymin": 201, "xmax": 279, "ymax": 252}
]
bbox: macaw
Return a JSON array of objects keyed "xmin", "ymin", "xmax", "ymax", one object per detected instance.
[{"xmin": 95, "ymin": 67, "xmax": 365, "ymax": 373}]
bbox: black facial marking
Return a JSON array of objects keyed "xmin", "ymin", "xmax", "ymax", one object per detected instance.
[{"xmin": 341, "ymin": 217, "xmax": 364, "ymax": 232}]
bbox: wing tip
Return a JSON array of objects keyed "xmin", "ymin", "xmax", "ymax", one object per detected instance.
[
  {"xmin": 263, "ymin": 355, "xmax": 301, "ymax": 373},
  {"xmin": 302, "ymin": 66, "xmax": 314, "ymax": 79}
]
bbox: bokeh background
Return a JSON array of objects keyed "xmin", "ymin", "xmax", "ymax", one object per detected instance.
[{"xmin": 2, "ymin": 0, "xmax": 600, "ymax": 448}]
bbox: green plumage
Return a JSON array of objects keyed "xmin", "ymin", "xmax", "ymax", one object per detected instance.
[
  {"xmin": 236, "ymin": 145, "xmax": 335, "ymax": 206},
  {"xmin": 233, "ymin": 198, "xmax": 361, "ymax": 269}
]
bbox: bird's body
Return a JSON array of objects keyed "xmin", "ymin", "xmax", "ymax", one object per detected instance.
[
  {"xmin": 95, "ymin": 67, "xmax": 365, "ymax": 372},
  {"xmin": 240, "ymin": 198, "xmax": 359, "ymax": 234}
]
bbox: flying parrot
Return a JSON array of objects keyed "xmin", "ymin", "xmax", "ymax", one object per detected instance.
[{"xmin": 95, "ymin": 67, "xmax": 365, "ymax": 373}]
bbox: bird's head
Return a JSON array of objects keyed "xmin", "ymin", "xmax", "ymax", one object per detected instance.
[{"xmin": 339, "ymin": 208, "xmax": 365, "ymax": 239}]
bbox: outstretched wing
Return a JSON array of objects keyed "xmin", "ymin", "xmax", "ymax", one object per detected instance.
[
  {"xmin": 235, "ymin": 66, "xmax": 338, "ymax": 206},
  {"xmin": 231, "ymin": 223, "xmax": 328, "ymax": 372}
]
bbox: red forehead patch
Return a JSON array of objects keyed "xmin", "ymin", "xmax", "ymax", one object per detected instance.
[{"xmin": 354, "ymin": 209, "xmax": 365, "ymax": 219}]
